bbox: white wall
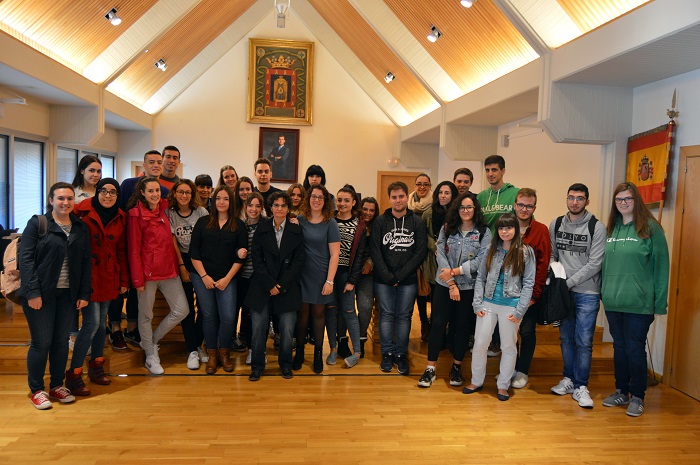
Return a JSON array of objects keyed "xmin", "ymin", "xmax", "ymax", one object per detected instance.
[
  {"xmin": 152, "ymin": 15, "xmax": 398, "ymax": 198},
  {"xmin": 631, "ymin": 67, "xmax": 700, "ymax": 374}
]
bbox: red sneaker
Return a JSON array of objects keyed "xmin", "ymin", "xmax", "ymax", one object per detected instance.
[
  {"xmin": 30, "ymin": 391, "xmax": 53, "ymax": 410},
  {"xmin": 48, "ymin": 386, "xmax": 76, "ymax": 403}
]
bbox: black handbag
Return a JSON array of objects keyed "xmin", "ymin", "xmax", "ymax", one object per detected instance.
[{"xmin": 534, "ymin": 268, "xmax": 572, "ymax": 325}]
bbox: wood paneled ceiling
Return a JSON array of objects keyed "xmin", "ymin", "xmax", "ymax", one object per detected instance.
[{"xmin": 0, "ymin": 0, "xmax": 652, "ymax": 125}]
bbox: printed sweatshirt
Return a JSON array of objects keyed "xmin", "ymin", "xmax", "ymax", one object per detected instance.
[
  {"xmin": 477, "ymin": 183, "xmax": 519, "ymax": 230},
  {"xmin": 369, "ymin": 208, "xmax": 427, "ymax": 286}
]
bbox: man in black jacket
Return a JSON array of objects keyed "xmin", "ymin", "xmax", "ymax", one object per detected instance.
[{"xmin": 369, "ymin": 181, "xmax": 427, "ymax": 375}]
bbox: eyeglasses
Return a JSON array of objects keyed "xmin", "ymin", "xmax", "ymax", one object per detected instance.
[
  {"xmin": 415, "ymin": 183, "xmax": 431, "ymax": 188},
  {"xmin": 614, "ymin": 196, "xmax": 634, "ymax": 205},
  {"xmin": 310, "ymin": 195, "xmax": 324, "ymax": 201},
  {"xmin": 458, "ymin": 205, "xmax": 474, "ymax": 212},
  {"xmin": 176, "ymin": 190, "xmax": 192, "ymax": 196},
  {"xmin": 515, "ymin": 203, "xmax": 535, "ymax": 211},
  {"xmin": 567, "ymin": 196, "xmax": 586, "ymax": 202},
  {"xmin": 99, "ymin": 189, "xmax": 118, "ymax": 197}
]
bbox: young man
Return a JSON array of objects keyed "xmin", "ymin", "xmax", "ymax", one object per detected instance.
[
  {"xmin": 476, "ymin": 155, "xmax": 519, "ymax": 230},
  {"xmin": 267, "ymin": 135, "xmax": 290, "ymax": 180},
  {"xmin": 453, "ymin": 167, "xmax": 474, "ymax": 195},
  {"xmin": 549, "ymin": 183, "xmax": 607, "ymax": 409},
  {"xmin": 119, "ymin": 150, "xmax": 170, "ymax": 210},
  {"xmin": 246, "ymin": 191, "xmax": 305, "ymax": 381},
  {"xmin": 510, "ymin": 188, "xmax": 551, "ymax": 388},
  {"xmin": 253, "ymin": 158, "xmax": 282, "ymax": 216},
  {"xmin": 159, "ymin": 145, "xmax": 182, "ymax": 189},
  {"xmin": 370, "ymin": 181, "xmax": 427, "ymax": 375}
]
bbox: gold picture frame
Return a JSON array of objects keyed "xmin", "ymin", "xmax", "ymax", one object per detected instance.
[{"xmin": 247, "ymin": 38, "xmax": 314, "ymax": 126}]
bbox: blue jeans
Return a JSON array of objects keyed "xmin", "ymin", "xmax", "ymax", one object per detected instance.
[
  {"xmin": 250, "ymin": 307, "xmax": 296, "ymax": 372},
  {"xmin": 22, "ymin": 289, "xmax": 73, "ymax": 393},
  {"xmin": 606, "ymin": 311, "xmax": 654, "ymax": 399},
  {"xmin": 71, "ymin": 300, "xmax": 110, "ymax": 368},
  {"xmin": 191, "ymin": 274, "xmax": 237, "ymax": 350},
  {"xmin": 374, "ymin": 283, "xmax": 417, "ymax": 356},
  {"xmin": 559, "ymin": 291, "xmax": 600, "ymax": 388},
  {"xmin": 326, "ymin": 269, "xmax": 362, "ymax": 353}
]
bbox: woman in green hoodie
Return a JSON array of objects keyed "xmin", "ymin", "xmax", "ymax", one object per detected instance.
[{"xmin": 601, "ymin": 182, "xmax": 669, "ymax": 417}]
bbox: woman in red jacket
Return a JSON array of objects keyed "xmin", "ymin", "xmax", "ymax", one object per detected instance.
[
  {"xmin": 67, "ymin": 178, "xmax": 128, "ymax": 394},
  {"xmin": 127, "ymin": 176, "xmax": 189, "ymax": 375}
]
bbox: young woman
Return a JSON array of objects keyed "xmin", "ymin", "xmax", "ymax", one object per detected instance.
[
  {"xmin": 286, "ymin": 183, "xmax": 305, "ymax": 217},
  {"xmin": 19, "ymin": 183, "xmax": 91, "ymax": 409},
  {"xmin": 240, "ymin": 192, "xmax": 264, "ymax": 365},
  {"xmin": 325, "ymin": 185, "xmax": 366, "ymax": 368},
  {"xmin": 409, "ymin": 173, "xmax": 433, "ymax": 215},
  {"xmin": 418, "ymin": 181, "xmax": 458, "ymax": 341},
  {"xmin": 293, "ymin": 184, "xmax": 340, "ymax": 373},
  {"xmin": 601, "ymin": 182, "xmax": 669, "ymax": 417},
  {"xmin": 189, "ymin": 186, "xmax": 248, "ymax": 375},
  {"xmin": 194, "ymin": 174, "xmax": 213, "ymax": 210},
  {"xmin": 67, "ymin": 179, "xmax": 128, "ymax": 395},
  {"xmin": 217, "ymin": 165, "xmax": 238, "ymax": 190},
  {"xmin": 127, "ymin": 176, "xmax": 190, "ymax": 375},
  {"xmin": 464, "ymin": 213, "xmax": 535, "ymax": 401},
  {"xmin": 355, "ymin": 197, "xmax": 379, "ymax": 357},
  {"xmin": 234, "ymin": 177, "xmax": 255, "ymax": 221},
  {"xmin": 71, "ymin": 155, "xmax": 102, "ymax": 201},
  {"xmin": 418, "ymin": 192, "xmax": 491, "ymax": 389},
  {"xmin": 302, "ymin": 165, "xmax": 335, "ymax": 211},
  {"xmin": 166, "ymin": 179, "xmax": 209, "ymax": 370}
]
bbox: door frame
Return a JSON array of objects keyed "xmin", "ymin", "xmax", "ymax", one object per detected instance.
[{"xmin": 663, "ymin": 144, "xmax": 700, "ymax": 384}]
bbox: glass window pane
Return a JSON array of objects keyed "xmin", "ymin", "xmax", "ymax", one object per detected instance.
[
  {"xmin": 100, "ymin": 155, "xmax": 115, "ymax": 179},
  {"xmin": 0, "ymin": 135, "xmax": 8, "ymax": 228},
  {"xmin": 57, "ymin": 146, "xmax": 78, "ymax": 183},
  {"xmin": 13, "ymin": 139, "xmax": 43, "ymax": 232}
]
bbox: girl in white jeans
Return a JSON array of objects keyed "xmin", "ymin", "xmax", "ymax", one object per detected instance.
[{"xmin": 464, "ymin": 213, "xmax": 535, "ymax": 401}]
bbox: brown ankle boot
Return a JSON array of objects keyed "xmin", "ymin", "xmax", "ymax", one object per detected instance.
[
  {"xmin": 219, "ymin": 348, "xmax": 234, "ymax": 372},
  {"xmin": 65, "ymin": 368, "xmax": 91, "ymax": 396},
  {"xmin": 88, "ymin": 357, "xmax": 111, "ymax": 385},
  {"xmin": 206, "ymin": 349, "xmax": 218, "ymax": 374}
]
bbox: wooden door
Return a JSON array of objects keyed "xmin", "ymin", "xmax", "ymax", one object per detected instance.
[
  {"xmin": 376, "ymin": 171, "xmax": 423, "ymax": 213},
  {"xmin": 666, "ymin": 146, "xmax": 700, "ymax": 400}
]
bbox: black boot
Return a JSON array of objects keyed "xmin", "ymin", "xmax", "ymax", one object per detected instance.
[
  {"xmin": 293, "ymin": 346, "xmax": 304, "ymax": 371},
  {"xmin": 337, "ymin": 336, "xmax": 352, "ymax": 359},
  {"xmin": 313, "ymin": 348, "xmax": 323, "ymax": 374},
  {"xmin": 360, "ymin": 337, "xmax": 367, "ymax": 358}
]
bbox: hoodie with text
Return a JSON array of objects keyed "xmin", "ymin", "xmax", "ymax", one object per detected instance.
[
  {"xmin": 370, "ymin": 208, "xmax": 427, "ymax": 286},
  {"xmin": 477, "ymin": 183, "xmax": 519, "ymax": 230}
]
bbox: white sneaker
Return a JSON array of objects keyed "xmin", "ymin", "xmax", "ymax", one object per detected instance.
[
  {"xmin": 187, "ymin": 351, "xmax": 200, "ymax": 370},
  {"xmin": 511, "ymin": 372, "xmax": 529, "ymax": 389},
  {"xmin": 145, "ymin": 354, "xmax": 164, "ymax": 375},
  {"xmin": 572, "ymin": 386, "xmax": 594, "ymax": 409},
  {"xmin": 197, "ymin": 347, "xmax": 209, "ymax": 363},
  {"xmin": 246, "ymin": 349, "xmax": 252, "ymax": 365},
  {"xmin": 551, "ymin": 377, "xmax": 574, "ymax": 395},
  {"xmin": 68, "ymin": 337, "xmax": 74, "ymax": 351}
]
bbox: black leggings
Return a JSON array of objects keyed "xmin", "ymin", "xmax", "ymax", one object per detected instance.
[
  {"xmin": 296, "ymin": 303, "xmax": 325, "ymax": 350},
  {"xmin": 427, "ymin": 285, "xmax": 475, "ymax": 362}
]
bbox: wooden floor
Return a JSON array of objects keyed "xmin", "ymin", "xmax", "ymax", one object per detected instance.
[{"xmin": 2, "ymin": 302, "xmax": 699, "ymax": 464}]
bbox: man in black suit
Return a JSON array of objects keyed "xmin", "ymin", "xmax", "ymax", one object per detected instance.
[{"xmin": 268, "ymin": 135, "xmax": 290, "ymax": 179}]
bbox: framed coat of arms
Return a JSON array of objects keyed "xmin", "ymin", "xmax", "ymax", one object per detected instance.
[{"xmin": 247, "ymin": 39, "xmax": 314, "ymax": 126}]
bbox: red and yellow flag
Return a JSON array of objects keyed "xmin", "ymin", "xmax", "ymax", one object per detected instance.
[{"xmin": 626, "ymin": 123, "xmax": 674, "ymax": 207}]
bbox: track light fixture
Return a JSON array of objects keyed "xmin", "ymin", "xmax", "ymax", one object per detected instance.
[
  {"xmin": 105, "ymin": 8, "xmax": 122, "ymax": 26},
  {"xmin": 275, "ymin": 0, "xmax": 291, "ymax": 28},
  {"xmin": 155, "ymin": 59, "xmax": 168, "ymax": 72},
  {"xmin": 460, "ymin": 0, "xmax": 477, "ymax": 7},
  {"xmin": 384, "ymin": 72, "xmax": 395, "ymax": 83},
  {"xmin": 427, "ymin": 26, "xmax": 442, "ymax": 43}
]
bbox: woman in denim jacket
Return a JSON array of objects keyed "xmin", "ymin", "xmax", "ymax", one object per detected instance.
[
  {"xmin": 418, "ymin": 192, "xmax": 491, "ymax": 389},
  {"xmin": 463, "ymin": 213, "xmax": 535, "ymax": 401}
]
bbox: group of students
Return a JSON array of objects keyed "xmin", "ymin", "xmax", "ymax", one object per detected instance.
[{"xmin": 16, "ymin": 150, "xmax": 668, "ymax": 419}]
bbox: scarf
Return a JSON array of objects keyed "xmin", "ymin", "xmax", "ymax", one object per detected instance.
[
  {"xmin": 92, "ymin": 178, "xmax": 121, "ymax": 227},
  {"xmin": 407, "ymin": 190, "xmax": 432, "ymax": 214}
]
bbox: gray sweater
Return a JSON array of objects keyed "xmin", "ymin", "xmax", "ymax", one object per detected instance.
[{"xmin": 549, "ymin": 210, "xmax": 606, "ymax": 294}]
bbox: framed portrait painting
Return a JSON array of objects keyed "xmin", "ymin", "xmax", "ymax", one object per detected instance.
[
  {"xmin": 259, "ymin": 127, "xmax": 300, "ymax": 183},
  {"xmin": 248, "ymin": 39, "xmax": 314, "ymax": 126}
]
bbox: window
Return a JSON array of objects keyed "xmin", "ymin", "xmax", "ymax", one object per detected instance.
[
  {"xmin": 100, "ymin": 154, "xmax": 116, "ymax": 179},
  {"xmin": 13, "ymin": 139, "xmax": 44, "ymax": 232},
  {"xmin": 57, "ymin": 146, "xmax": 78, "ymax": 184},
  {"xmin": 0, "ymin": 135, "xmax": 8, "ymax": 228}
]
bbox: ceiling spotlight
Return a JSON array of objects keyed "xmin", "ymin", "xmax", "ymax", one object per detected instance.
[
  {"xmin": 155, "ymin": 59, "xmax": 168, "ymax": 72},
  {"xmin": 427, "ymin": 26, "xmax": 442, "ymax": 43},
  {"xmin": 105, "ymin": 8, "xmax": 122, "ymax": 26},
  {"xmin": 460, "ymin": 0, "xmax": 476, "ymax": 7},
  {"xmin": 384, "ymin": 72, "xmax": 395, "ymax": 83},
  {"xmin": 275, "ymin": 0, "xmax": 291, "ymax": 28}
]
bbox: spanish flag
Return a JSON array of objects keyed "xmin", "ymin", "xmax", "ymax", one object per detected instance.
[{"xmin": 626, "ymin": 123, "xmax": 674, "ymax": 207}]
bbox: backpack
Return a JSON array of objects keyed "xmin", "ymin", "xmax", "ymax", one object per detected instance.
[
  {"xmin": 554, "ymin": 214, "xmax": 598, "ymax": 244},
  {"xmin": 1, "ymin": 215, "xmax": 48, "ymax": 305},
  {"xmin": 534, "ymin": 268, "xmax": 572, "ymax": 325}
]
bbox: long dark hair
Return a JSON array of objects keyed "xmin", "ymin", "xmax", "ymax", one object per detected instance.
[
  {"xmin": 336, "ymin": 184, "xmax": 360, "ymax": 218},
  {"xmin": 486, "ymin": 213, "xmax": 525, "ymax": 278},
  {"xmin": 607, "ymin": 182, "xmax": 661, "ymax": 239},
  {"xmin": 167, "ymin": 179, "xmax": 198, "ymax": 211},
  {"xmin": 217, "ymin": 165, "xmax": 238, "ymax": 188},
  {"xmin": 126, "ymin": 176, "xmax": 160, "ymax": 211},
  {"xmin": 206, "ymin": 186, "xmax": 238, "ymax": 231},
  {"xmin": 444, "ymin": 192, "xmax": 484, "ymax": 237},
  {"xmin": 302, "ymin": 165, "xmax": 327, "ymax": 190},
  {"xmin": 71, "ymin": 155, "xmax": 102, "ymax": 189},
  {"xmin": 233, "ymin": 176, "xmax": 254, "ymax": 210},
  {"xmin": 46, "ymin": 182, "xmax": 75, "ymax": 212},
  {"xmin": 299, "ymin": 184, "xmax": 333, "ymax": 222}
]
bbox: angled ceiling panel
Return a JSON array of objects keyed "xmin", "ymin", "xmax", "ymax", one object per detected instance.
[{"xmin": 557, "ymin": 0, "xmax": 651, "ymax": 33}]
